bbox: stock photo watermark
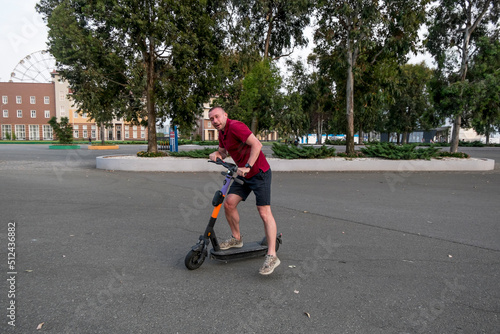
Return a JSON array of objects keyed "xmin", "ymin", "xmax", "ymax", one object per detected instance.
[{"xmin": 6, "ymin": 221, "xmax": 17, "ymax": 327}]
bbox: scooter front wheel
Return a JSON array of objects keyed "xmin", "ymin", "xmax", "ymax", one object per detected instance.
[{"xmin": 185, "ymin": 250, "xmax": 205, "ymax": 270}]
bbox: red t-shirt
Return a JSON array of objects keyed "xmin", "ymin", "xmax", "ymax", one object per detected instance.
[{"xmin": 218, "ymin": 119, "xmax": 270, "ymax": 178}]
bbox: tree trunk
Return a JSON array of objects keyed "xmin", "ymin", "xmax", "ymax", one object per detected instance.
[
  {"xmin": 450, "ymin": 115, "xmax": 461, "ymax": 152},
  {"xmin": 486, "ymin": 130, "xmax": 490, "ymax": 144},
  {"xmin": 345, "ymin": 50, "xmax": 355, "ymax": 154},
  {"xmin": 317, "ymin": 116, "xmax": 322, "ymax": 144},
  {"xmin": 146, "ymin": 41, "xmax": 157, "ymax": 153},
  {"xmin": 100, "ymin": 121, "xmax": 105, "ymax": 145},
  {"xmin": 251, "ymin": 115, "xmax": 258, "ymax": 135}
]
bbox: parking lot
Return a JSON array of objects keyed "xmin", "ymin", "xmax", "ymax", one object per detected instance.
[{"xmin": 1, "ymin": 144, "xmax": 499, "ymax": 333}]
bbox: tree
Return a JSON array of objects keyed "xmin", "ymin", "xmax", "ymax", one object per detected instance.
[
  {"xmin": 48, "ymin": 116, "xmax": 73, "ymax": 144},
  {"xmin": 37, "ymin": 0, "xmax": 224, "ymax": 153},
  {"xmin": 426, "ymin": 0, "xmax": 500, "ymax": 152},
  {"xmin": 238, "ymin": 60, "xmax": 284, "ymax": 132},
  {"xmin": 468, "ymin": 36, "xmax": 500, "ymax": 143},
  {"xmin": 315, "ymin": 0, "xmax": 429, "ymax": 153},
  {"xmin": 215, "ymin": 0, "xmax": 312, "ymax": 134},
  {"xmin": 386, "ymin": 63, "xmax": 434, "ymax": 143}
]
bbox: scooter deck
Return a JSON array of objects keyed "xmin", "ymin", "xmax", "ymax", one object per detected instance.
[{"xmin": 210, "ymin": 241, "xmax": 268, "ymax": 261}]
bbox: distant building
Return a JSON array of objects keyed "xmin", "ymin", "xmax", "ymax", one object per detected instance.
[{"xmin": 0, "ymin": 73, "xmax": 147, "ymax": 141}]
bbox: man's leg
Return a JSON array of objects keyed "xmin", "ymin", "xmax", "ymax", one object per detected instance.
[
  {"xmin": 257, "ymin": 205, "xmax": 277, "ymax": 256},
  {"xmin": 224, "ymin": 193, "xmax": 243, "ymax": 240}
]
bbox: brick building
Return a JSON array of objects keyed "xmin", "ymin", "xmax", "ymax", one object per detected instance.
[
  {"xmin": 0, "ymin": 82, "xmax": 56, "ymax": 140},
  {"xmin": 0, "ymin": 73, "xmax": 147, "ymax": 142}
]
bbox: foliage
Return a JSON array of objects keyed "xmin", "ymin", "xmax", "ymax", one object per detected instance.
[
  {"xmin": 336, "ymin": 151, "xmax": 365, "ymax": 158},
  {"xmin": 37, "ymin": 0, "xmax": 224, "ymax": 153},
  {"xmin": 361, "ymin": 142, "xmax": 441, "ymax": 160},
  {"xmin": 467, "ymin": 36, "xmax": 500, "ymax": 143},
  {"xmin": 169, "ymin": 148, "xmax": 215, "ymax": 158},
  {"xmin": 48, "ymin": 116, "xmax": 73, "ymax": 144},
  {"xmin": 437, "ymin": 151, "xmax": 470, "ymax": 159},
  {"xmin": 271, "ymin": 143, "xmax": 336, "ymax": 159},
  {"xmin": 136, "ymin": 151, "xmax": 168, "ymax": 158},
  {"xmin": 213, "ymin": 0, "xmax": 312, "ymax": 134},
  {"xmin": 425, "ymin": 0, "xmax": 500, "ymax": 152},
  {"xmin": 314, "ymin": 0, "xmax": 429, "ymax": 154},
  {"xmin": 385, "ymin": 63, "xmax": 435, "ymax": 142},
  {"xmin": 238, "ymin": 60, "xmax": 284, "ymax": 133}
]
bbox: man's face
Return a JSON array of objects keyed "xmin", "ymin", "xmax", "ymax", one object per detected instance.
[{"xmin": 209, "ymin": 108, "xmax": 227, "ymax": 131}]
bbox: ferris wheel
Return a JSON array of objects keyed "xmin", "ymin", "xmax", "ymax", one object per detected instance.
[{"xmin": 9, "ymin": 50, "xmax": 56, "ymax": 83}]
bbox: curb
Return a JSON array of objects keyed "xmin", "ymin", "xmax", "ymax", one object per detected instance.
[{"xmin": 96, "ymin": 155, "xmax": 495, "ymax": 172}]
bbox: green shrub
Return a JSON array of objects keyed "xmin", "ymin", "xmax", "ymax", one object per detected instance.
[
  {"xmin": 437, "ymin": 151, "xmax": 470, "ymax": 159},
  {"xmin": 137, "ymin": 151, "xmax": 168, "ymax": 157},
  {"xmin": 336, "ymin": 151, "xmax": 365, "ymax": 158},
  {"xmin": 272, "ymin": 143, "xmax": 336, "ymax": 159},
  {"xmin": 459, "ymin": 140, "xmax": 484, "ymax": 147},
  {"xmin": 169, "ymin": 147, "xmax": 215, "ymax": 158},
  {"xmin": 361, "ymin": 142, "xmax": 441, "ymax": 160}
]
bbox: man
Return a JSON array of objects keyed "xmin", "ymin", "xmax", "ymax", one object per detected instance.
[{"xmin": 208, "ymin": 106, "xmax": 280, "ymax": 275}]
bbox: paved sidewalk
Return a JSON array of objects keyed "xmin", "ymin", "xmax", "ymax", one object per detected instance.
[{"xmin": 0, "ymin": 144, "xmax": 499, "ymax": 333}]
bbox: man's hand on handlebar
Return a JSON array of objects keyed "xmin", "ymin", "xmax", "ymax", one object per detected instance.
[
  {"xmin": 209, "ymin": 151, "xmax": 222, "ymax": 162},
  {"xmin": 237, "ymin": 167, "xmax": 250, "ymax": 177}
]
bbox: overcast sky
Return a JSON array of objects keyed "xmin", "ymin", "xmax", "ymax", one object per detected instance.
[
  {"xmin": 0, "ymin": 1, "xmax": 433, "ymax": 82},
  {"xmin": 0, "ymin": 0, "xmax": 49, "ymax": 82}
]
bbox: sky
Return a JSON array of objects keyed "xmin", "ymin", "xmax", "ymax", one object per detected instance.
[
  {"xmin": 0, "ymin": 1, "xmax": 433, "ymax": 83},
  {"xmin": 0, "ymin": 0, "xmax": 50, "ymax": 82}
]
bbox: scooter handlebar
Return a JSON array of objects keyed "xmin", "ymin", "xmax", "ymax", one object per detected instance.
[{"xmin": 208, "ymin": 158, "xmax": 238, "ymax": 174}]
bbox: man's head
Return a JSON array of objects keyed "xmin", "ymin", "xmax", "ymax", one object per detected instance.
[{"xmin": 208, "ymin": 106, "xmax": 228, "ymax": 131}]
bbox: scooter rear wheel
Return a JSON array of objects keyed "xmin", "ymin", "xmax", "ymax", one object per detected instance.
[{"xmin": 185, "ymin": 250, "xmax": 205, "ymax": 270}]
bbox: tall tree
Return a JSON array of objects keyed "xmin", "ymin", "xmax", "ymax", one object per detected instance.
[
  {"xmin": 386, "ymin": 63, "xmax": 434, "ymax": 143},
  {"xmin": 426, "ymin": 0, "xmax": 500, "ymax": 152},
  {"xmin": 37, "ymin": 0, "xmax": 224, "ymax": 152},
  {"xmin": 468, "ymin": 35, "xmax": 500, "ymax": 143},
  {"xmin": 315, "ymin": 0, "xmax": 429, "ymax": 154},
  {"xmin": 216, "ymin": 0, "xmax": 312, "ymax": 134}
]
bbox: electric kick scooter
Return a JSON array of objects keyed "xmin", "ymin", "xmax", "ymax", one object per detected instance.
[{"xmin": 185, "ymin": 158, "xmax": 282, "ymax": 270}]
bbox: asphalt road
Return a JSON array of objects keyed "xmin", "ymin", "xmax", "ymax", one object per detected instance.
[{"xmin": 0, "ymin": 144, "xmax": 499, "ymax": 333}]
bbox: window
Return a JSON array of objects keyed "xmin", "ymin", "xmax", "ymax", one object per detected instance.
[
  {"xmin": 83, "ymin": 130, "xmax": 88, "ymax": 138},
  {"xmin": 91, "ymin": 130, "xmax": 96, "ymax": 138},
  {"xmin": 43, "ymin": 125, "xmax": 53, "ymax": 140},
  {"xmin": 74, "ymin": 130, "xmax": 79, "ymax": 138},
  {"xmin": 60, "ymin": 106, "xmax": 66, "ymax": 116},
  {"xmin": 45, "ymin": 110, "xmax": 50, "ymax": 118},
  {"xmin": 141, "ymin": 131, "xmax": 145, "ymax": 139},
  {"xmin": 30, "ymin": 96, "xmax": 36, "ymax": 104},
  {"xmin": 16, "ymin": 96, "xmax": 22, "ymax": 104},
  {"xmin": 59, "ymin": 91, "xmax": 65, "ymax": 101},
  {"xmin": 133, "ymin": 130, "xmax": 137, "ymax": 138},
  {"xmin": 125, "ymin": 131, "xmax": 129, "ymax": 139},
  {"xmin": 2, "ymin": 96, "xmax": 7, "ymax": 104},
  {"xmin": 31, "ymin": 110, "xmax": 36, "ymax": 118},
  {"xmin": 74, "ymin": 111, "xmax": 79, "ymax": 118},
  {"xmin": 2, "ymin": 125, "xmax": 12, "ymax": 139},
  {"xmin": 3, "ymin": 110, "xmax": 7, "ymax": 118},
  {"xmin": 44, "ymin": 96, "xmax": 50, "ymax": 104},
  {"xmin": 17, "ymin": 110, "xmax": 22, "ymax": 118},
  {"xmin": 15, "ymin": 125, "xmax": 26, "ymax": 140},
  {"xmin": 29, "ymin": 125, "xmax": 40, "ymax": 140}
]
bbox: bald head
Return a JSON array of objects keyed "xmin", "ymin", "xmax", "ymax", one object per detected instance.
[{"xmin": 208, "ymin": 107, "xmax": 228, "ymax": 131}]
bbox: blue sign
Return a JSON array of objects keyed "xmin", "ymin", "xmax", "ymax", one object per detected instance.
[{"xmin": 169, "ymin": 126, "xmax": 178, "ymax": 152}]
